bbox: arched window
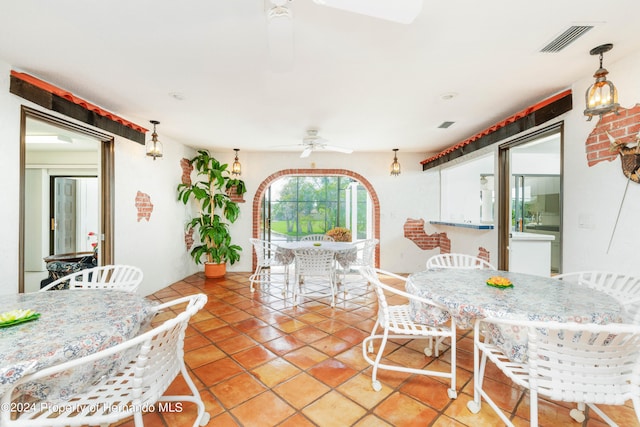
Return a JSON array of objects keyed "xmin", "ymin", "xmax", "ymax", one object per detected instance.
[{"xmin": 260, "ymin": 175, "xmax": 373, "ymax": 242}]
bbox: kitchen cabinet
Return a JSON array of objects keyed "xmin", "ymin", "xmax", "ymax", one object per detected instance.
[{"xmin": 509, "ymin": 232, "xmax": 555, "ymax": 277}]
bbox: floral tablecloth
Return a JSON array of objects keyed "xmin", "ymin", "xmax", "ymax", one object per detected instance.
[
  {"xmin": 406, "ymin": 269, "xmax": 624, "ymax": 362},
  {"xmin": 0, "ymin": 290, "xmax": 156, "ymax": 402}
]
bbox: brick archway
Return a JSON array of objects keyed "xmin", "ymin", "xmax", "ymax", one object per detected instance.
[{"xmin": 252, "ymin": 169, "xmax": 380, "ymax": 270}]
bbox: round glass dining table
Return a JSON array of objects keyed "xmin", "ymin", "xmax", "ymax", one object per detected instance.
[{"xmin": 0, "ymin": 289, "xmax": 157, "ymax": 402}]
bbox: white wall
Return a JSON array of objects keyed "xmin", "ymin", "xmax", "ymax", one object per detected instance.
[
  {"xmin": 111, "ymin": 126, "xmax": 198, "ymax": 296},
  {"xmin": 0, "ymin": 60, "xmax": 23, "ymax": 292}
]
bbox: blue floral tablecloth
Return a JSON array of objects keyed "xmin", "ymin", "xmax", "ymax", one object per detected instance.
[
  {"xmin": 406, "ymin": 269, "xmax": 624, "ymax": 362},
  {"xmin": 0, "ymin": 290, "xmax": 156, "ymax": 402}
]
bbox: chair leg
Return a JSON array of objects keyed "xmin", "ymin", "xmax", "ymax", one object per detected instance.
[
  {"xmin": 330, "ymin": 272, "xmax": 336, "ymax": 307},
  {"xmin": 369, "ymin": 329, "xmax": 390, "ymax": 391},
  {"xmin": 467, "ymin": 338, "xmax": 482, "ymax": 414},
  {"xmin": 569, "ymin": 403, "xmax": 586, "ymax": 423},
  {"xmin": 365, "ymin": 319, "xmax": 381, "ymax": 353},
  {"xmin": 448, "ymin": 332, "xmax": 457, "ymax": 399},
  {"xmin": 283, "ymin": 265, "xmax": 290, "ymax": 295},
  {"xmin": 530, "ymin": 389, "xmax": 539, "ymax": 427},
  {"xmin": 250, "ymin": 265, "xmax": 263, "ymax": 292},
  {"xmin": 586, "ymin": 403, "xmax": 619, "ymax": 427},
  {"xmin": 133, "ymin": 411, "xmax": 144, "ymax": 427}
]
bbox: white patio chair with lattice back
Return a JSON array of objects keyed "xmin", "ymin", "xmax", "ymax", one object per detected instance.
[
  {"xmin": 555, "ymin": 271, "xmax": 640, "ymax": 324},
  {"xmin": 0, "ymin": 293, "xmax": 210, "ymax": 427},
  {"xmin": 466, "ymin": 317, "xmax": 640, "ymax": 427},
  {"xmin": 554, "ymin": 270, "xmax": 640, "ymax": 423},
  {"xmin": 249, "ymin": 238, "xmax": 290, "ymax": 294},
  {"xmin": 39, "ymin": 264, "xmax": 143, "ymax": 293},
  {"xmin": 293, "ymin": 247, "xmax": 337, "ymax": 307},
  {"xmin": 336, "ymin": 238, "xmax": 378, "ymax": 295},
  {"xmin": 300, "ymin": 234, "xmax": 335, "ymax": 242},
  {"xmin": 426, "ymin": 253, "xmax": 496, "ymax": 270},
  {"xmin": 359, "ymin": 266, "xmax": 457, "ymax": 399}
]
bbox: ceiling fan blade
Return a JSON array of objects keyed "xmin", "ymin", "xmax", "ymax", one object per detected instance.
[
  {"xmin": 312, "ymin": 0, "xmax": 423, "ymax": 24},
  {"xmin": 300, "ymin": 147, "xmax": 313, "ymax": 158},
  {"xmin": 324, "ymin": 145, "xmax": 353, "ymax": 154}
]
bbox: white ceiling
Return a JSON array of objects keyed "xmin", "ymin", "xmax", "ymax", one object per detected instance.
[{"xmin": 2, "ymin": 0, "xmax": 640, "ymax": 157}]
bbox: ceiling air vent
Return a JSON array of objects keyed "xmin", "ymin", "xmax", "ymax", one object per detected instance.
[
  {"xmin": 438, "ymin": 121, "xmax": 455, "ymax": 129},
  {"xmin": 540, "ymin": 26, "xmax": 593, "ymax": 52}
]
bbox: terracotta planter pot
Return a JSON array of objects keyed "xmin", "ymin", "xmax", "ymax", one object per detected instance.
[{"xmin": 204, "ymin": 262, "xmax": 226, "ymax": 279}]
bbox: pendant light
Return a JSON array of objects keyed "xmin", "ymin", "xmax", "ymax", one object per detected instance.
[
  {"xmin": 145, "ymin": 120, "xmax": 163, "ymax": 160},
  {"xmin": 390, "ymin": 148, "xmax": 401, "ymax": 176},
  {"xmin": 584, "ymin": 43, "xmax": 620, "ymax": 121},
  {"xmin": 231, "ymin": 149, "xmax": 242, "ymax": 176}
]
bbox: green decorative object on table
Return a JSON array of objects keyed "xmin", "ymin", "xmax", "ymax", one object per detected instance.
[
  {"xmin": 0, "ymin": 309, "xmax": 41, "ymax": 327},
  {"xmin": 486, "ymin": 276, "xmax": 513, "ymax": 289}
]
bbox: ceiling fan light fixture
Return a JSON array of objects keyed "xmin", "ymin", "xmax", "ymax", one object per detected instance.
[
  {"xmin": 145, "ymin": 120, "xmax": 163, "ymax": 160},
  {"xmin": 313, "ymin": 0, "xmax": 423, "ymax": 24},
  {"xmin": 390, "ymin": 148, "xmax": 401, "ymax": 176},
  {"xmin": 584, "ymin": 43, "xmax": 620, "ymax": 121}
]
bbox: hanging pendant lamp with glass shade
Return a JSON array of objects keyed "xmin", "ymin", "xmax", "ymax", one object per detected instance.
[
  {"xmin": 584, "ymin": 43, "xmax": 620, "ymax": 121},
  {"xmin": 231, "ymin": 149, "xmax": 242, "ymax": 176},
  {"xmin": 146, "ymin": 120, "xmax": 163, "ymax": 160},
  {"xmin": 390, "ymin": 148, "xmax": 401, "ymax": 176}
]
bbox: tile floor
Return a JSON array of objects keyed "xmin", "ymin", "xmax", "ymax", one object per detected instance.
[{"xmin": 115, "ymin": 271, "xmax": 639, "ymax": 427}]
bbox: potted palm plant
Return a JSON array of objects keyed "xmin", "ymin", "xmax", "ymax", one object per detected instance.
[{"xmin": 177, "ymin": 150, "xmax": 247, "ymax": 278}]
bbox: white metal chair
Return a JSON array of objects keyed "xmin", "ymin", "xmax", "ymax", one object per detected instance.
[
  {"xmin": 293, "ymin": 248, "xmax": 337, "ymax": 307},
  {"xmin": 555, "ymin": 271, "xmax": 640, "ymax": 323},
  {"xmin": 39, "ymin": 264, "xmax": 143, "ymax": 292},
  {"xmin": 300, "ymin": 234, "xmax": 335, "ymax": 242},
  {"xmin": 426, "ymin": 253, "xmax": 496, "ymax": 270},
  {"xmin": 359, "ymin": 266, "xmax": 457, "ymax": 399},
  {"xmin": 0, "ymin": 293, "xmax": 210, "ymax": 427},
  {"xmin": 466, "ymin": 317, "xmax": 640, "ymax": 427},
  {"xmin": 336, "ymin": 238, "xmax": 378, "ymax": 293},
  {"xmin": 249, "ymin": 238, "xmax": 290, "ymax": 293}
]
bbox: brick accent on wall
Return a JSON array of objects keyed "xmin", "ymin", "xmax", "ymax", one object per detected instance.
[
  {"xmin": 585, "ymin": 105, "xmax": 640, "ymax": 167},
  {"xmin": 227, "ymin": 185, "xmax": 246, "ymax": 203},
  {"xmin": 251, "ymin": 169, "xmax": 380, "ymax": 271},
  {"xmin": 403, "ymin": 218, "xmax": 450, "ymax": 253},
  {"xmin": 477, "ymin": 247, "xmax": 490, "ymax": 264},
  {"xmin": 185, "ymin": 228, "xmax": 194, "ymax": 251},
  {"xmin": 404, "ymin": 219, "xmax": 493, "ymax": 265},
  {"xmin": 135, "ymin": 191, "xmax": 153, "ymax": 222},
  {"xmin": 180, "ymin": 158, "xmax": 193, "ymax": 186}
]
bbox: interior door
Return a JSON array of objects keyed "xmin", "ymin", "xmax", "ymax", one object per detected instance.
[{"xmin": 53, "ymin": 177, "xmax": 77, "ymax": 254}]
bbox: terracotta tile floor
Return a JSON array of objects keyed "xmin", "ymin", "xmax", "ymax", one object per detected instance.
[{"xmin": 114, "ymin": 271, "xmax": 639, "ymax": 427}]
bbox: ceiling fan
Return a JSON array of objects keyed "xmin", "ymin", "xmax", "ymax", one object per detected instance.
[
  {"xmin": 296, "ymin": 129, "xmax": 353, "ymax": 158},
  {"xmin": 266, "ymin": 0, "xmax": 423, "ymax": 71}
]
